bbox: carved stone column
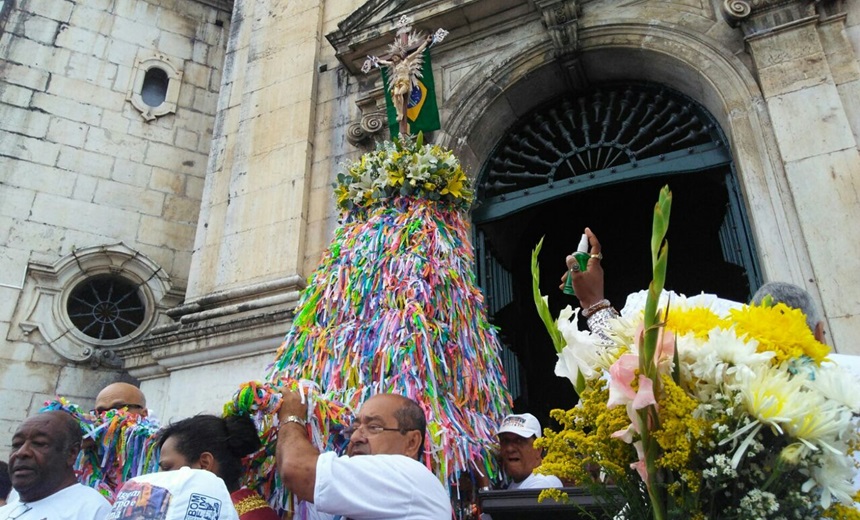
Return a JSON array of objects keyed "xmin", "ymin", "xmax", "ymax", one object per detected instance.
[
  {"xmin": 118, "ymin": 1, "xmax": 322, "ymax": 417},
  {"xmin": 724, "ymin": 0, "xmax": 860, "ymax": 350}
]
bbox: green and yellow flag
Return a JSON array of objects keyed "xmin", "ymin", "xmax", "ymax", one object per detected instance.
[{"xmin": 381, "ymin": 49, "xmax": 441, "ymax": 137}]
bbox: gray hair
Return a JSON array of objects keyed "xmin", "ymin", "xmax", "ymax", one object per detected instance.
[{"xmin": 751, "ymin": 282, "xmax": 821, "ymax": 332}]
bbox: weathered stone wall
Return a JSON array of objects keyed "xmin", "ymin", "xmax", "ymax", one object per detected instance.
[
  {"xmin": 0, "ymin": 0, "xmax": 229, "ymax": 449},
  {"xmin": 122, "ymin": 0, "xmax": 368, "ymax": 427}
]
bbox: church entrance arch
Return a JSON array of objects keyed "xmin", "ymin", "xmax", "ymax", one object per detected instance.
[{"xmin": 471, "ymin": 83, "xmax": 760, "ymax": 420}]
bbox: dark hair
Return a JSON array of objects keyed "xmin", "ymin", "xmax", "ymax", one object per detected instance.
[
  {"xmin": 0, "ymin": 460, "xmax": 10, "ymax": 500},
  {"xmin": 157, "ymin": 414, "xmax": 260, "ymax": 491},
  {"xmin": 392, "ymin": 396, "xmax": 427, "ymax": 460},
  {"xmin": 47, "ymin": 410, "xmax": 83, "ymax": 453}
]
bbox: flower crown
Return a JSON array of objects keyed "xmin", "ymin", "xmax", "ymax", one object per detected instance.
[{"xmin": 334, "ymin": 134, "xmax": 473, "ymax": 211}]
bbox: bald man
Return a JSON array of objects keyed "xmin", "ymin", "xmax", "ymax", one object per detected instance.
[{"xmin": 94, "ymin": 382, "xmax": 148, "ymax": 416}]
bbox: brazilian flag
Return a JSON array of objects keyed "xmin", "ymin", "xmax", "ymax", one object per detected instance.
[{"xmin": 381, "ymin": 49, "xmax": 441, "ymax": 138}]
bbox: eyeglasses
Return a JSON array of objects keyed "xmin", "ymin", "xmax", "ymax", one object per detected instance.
[
  {"xmin": 5, "ymin": 503, "xmax": 32, "ymax": 520},
  {"xmin": 93, "ymin": 403, "xmax": 145, "ymax": 415},
  {"xmin": 342, "ymin": 423, "xmax": 408, "ymax": 440}
]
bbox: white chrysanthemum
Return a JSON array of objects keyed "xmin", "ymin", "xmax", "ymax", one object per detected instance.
[
  {"xmin": 682, "ymin": 328, "xmax": 774, "ymax": 388},
  {"xmin": 683, "ymin": 292, "xmax": 744, "ymax": 317},
  {"xmin": 738, "ymin": 366, "xmax": 808, "ymax": 431},
  {"xmin": 801, "ymin": 450, "xmax": 856, "ymax": 509},
  {"xmin": 784, "ymin": 392, "xmax": 853, "ymax": 453},
  {"xmin": 555, "ymin": 306, "xmax": 615, "ymax": 383},
  {"xmin": 618, "ymin": 289, "xmax": 741, "ymax": 321},
  {"xmin": 806, "ymin": 361, "xmax": 860, "ymax": 414},
  {"xmin": 723, "ymin": 366, "xmax": 810, "ymax": 468},
  {"xmin": 604, "ymin": 312, "xmax": 639, "ymax": 350}
]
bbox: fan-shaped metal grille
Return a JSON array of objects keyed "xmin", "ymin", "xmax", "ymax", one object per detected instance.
[{"xmin": 473, "ymin": 85, "xmax": 731, "ymax": 223}]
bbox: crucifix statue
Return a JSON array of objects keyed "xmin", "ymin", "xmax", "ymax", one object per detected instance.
[{"xmin": 362, "ymin": 16, "xmax": 448, "ymax": 137}]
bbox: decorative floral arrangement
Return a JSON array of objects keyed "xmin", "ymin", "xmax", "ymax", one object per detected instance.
[
  {"xmin": 532, "ymin": 187, "xmax": 860, "ymax": 519},
  {"xmin": 334, "ymin": 134, "xmax": 473, "ymax": 211}
]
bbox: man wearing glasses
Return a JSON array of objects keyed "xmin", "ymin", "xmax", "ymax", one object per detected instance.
[
  {"xmin": 277, "ymin": 390, "xmax": 452, "ymax": 519},
  {"xmin": 0, "ymin": 411, "xmax": 111, "ymax": 519},
  {"xmin": 93, "ymin": 382, "xmax": 149, "ymax": 416}
]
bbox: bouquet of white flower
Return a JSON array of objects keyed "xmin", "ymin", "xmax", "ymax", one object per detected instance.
[{"xmin": 533, "ymin": 186, "xmax": 860, "ymax": 520}]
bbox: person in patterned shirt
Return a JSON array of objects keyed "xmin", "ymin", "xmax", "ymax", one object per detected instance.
[{"xmin": 157, "ymin": 415, "xmax": 280, "ymax": 520}]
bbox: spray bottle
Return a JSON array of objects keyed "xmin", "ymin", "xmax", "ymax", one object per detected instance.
[{"xmin": 563, "ymin": 233, "xmax": 590, "ymax": 296}]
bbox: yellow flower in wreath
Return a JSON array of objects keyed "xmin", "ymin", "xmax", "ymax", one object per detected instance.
[
  {"xmin": 441, "ymin": 170, "xmax": 466, "ymax": 198},
  {"xmin": 388, "ymin": 167, "xmax": 405, "ymax": 187}
]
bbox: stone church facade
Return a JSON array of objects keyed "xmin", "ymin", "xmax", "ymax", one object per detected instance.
[{"xmin": 1, "ymin": 0, "xmax": 858, "ymax": 450}]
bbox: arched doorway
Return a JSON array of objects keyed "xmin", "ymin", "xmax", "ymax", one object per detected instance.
[{"xmin": 472, "ymin": 83, "xmax": 760, "ymax": 422}]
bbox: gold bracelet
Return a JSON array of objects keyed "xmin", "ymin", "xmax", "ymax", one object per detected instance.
[{"xmin": 279, "ymin": 415, "xmax": 307, "ymax": 430}]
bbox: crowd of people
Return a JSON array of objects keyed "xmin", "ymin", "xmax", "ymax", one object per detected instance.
[{"xmin": 0, "ymin": 228, "xmax": 838, "ymax": 520}]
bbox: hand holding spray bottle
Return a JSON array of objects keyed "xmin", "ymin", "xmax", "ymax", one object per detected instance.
[{"xmin": 562, "ymin": 233, "xmax": 591, "ymax": 296}]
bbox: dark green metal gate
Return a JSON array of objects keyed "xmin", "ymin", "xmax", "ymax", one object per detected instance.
[{"xmin": 471, "ymin": 84, "xmax": 762, "ymax": 408}]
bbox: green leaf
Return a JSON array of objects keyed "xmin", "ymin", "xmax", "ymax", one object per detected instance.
[
  {"xmin": 530, "ymin": 238, "xmax": 566, "ymax": 354},
  {"xmin": 639, "ymin": 185, "xmax": 672, "ymax": 520}
]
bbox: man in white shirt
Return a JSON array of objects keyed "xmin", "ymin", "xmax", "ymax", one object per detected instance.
[
  {"xmin": 0, "ymin": 411, "xmax": 112, "ymax": 520},
  {"xmin": 277, "ymin": 391, "xmax": 452, "ymax": 519},
  {"xmin": 494, "ymin": 413, "xmax": 563, "ymax": 490}
]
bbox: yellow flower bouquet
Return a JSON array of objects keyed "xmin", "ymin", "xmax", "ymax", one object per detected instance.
[
  {"xmin": 334, "ymin": 134, "xmax": 473, "ymax": 211},
  {"xmin": 533, "ymin": 187, "xmax": 860, "ymax": 519}
]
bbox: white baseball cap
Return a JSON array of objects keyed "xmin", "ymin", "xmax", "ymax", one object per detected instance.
[{"xmin": 497, "ymin": 413, "xmax": 542, "ymax": 439}]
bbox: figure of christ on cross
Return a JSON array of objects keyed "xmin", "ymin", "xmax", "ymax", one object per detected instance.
[{"xmin": 362, "ymin": 15, "xmax": 447, "ymax": 137}]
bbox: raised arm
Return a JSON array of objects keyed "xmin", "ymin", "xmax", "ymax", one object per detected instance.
[
  {"xmin": 559, "ymin": 227, "xmax": 605, "ymax": 309},
  {"xmin": 559, "ymin": 227, "xmax": 618, "ymax": 339},
  {"xmin": 276, "ymin": 389, "xmax": 321, "ymax": 502}
]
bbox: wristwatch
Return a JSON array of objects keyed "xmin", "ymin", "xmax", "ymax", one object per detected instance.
[{"xmin": 279, "ymin": 415, "xmax": 307, "ymax": 429}]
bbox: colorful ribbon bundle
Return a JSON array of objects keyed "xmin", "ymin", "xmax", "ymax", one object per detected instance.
[
  {"xmin": 264, "ymin": 193, "xmax": 512, "ymax": 486},
  {"xmin": 41, "ymin": 398, "xmax": 161, "ymax": 502},
  {"xmin": 224, "ymin": 380, "xmax": 352, "ymax": 511}
]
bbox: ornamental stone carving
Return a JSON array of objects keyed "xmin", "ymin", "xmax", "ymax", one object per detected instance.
[
  {"xmin": 347, "ymin": 110, "xmax": 388, "ymax": 146},
  {"xmin": 8, "ymin": 244, "xmax": 180, "ymax": 367},
  {"xmin": 721, "ymin": 0, "xmax": 820, "ymax": 37},
  {"xmin": 536, "ymin": 0, "xmax": 581, "ymax": 57}
]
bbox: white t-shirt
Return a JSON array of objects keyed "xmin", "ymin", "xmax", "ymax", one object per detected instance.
[
  {"xmin": 106, "ymin": 466, "xmax": 239, "ymax": 520},
  {"xmin": 507, "ymin": 472, "xmax": 563, "ymax": 490},
  {"xmin": 0, "ymin": 483, "xmax": 112, "ymax": 520},
  {"xmin": 304, "ymin": 451, "xmax": 452, "ymax": 520},
  {"xmin": 480, "ymin": 472, "xmax": 564, "ymax": 520}
]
